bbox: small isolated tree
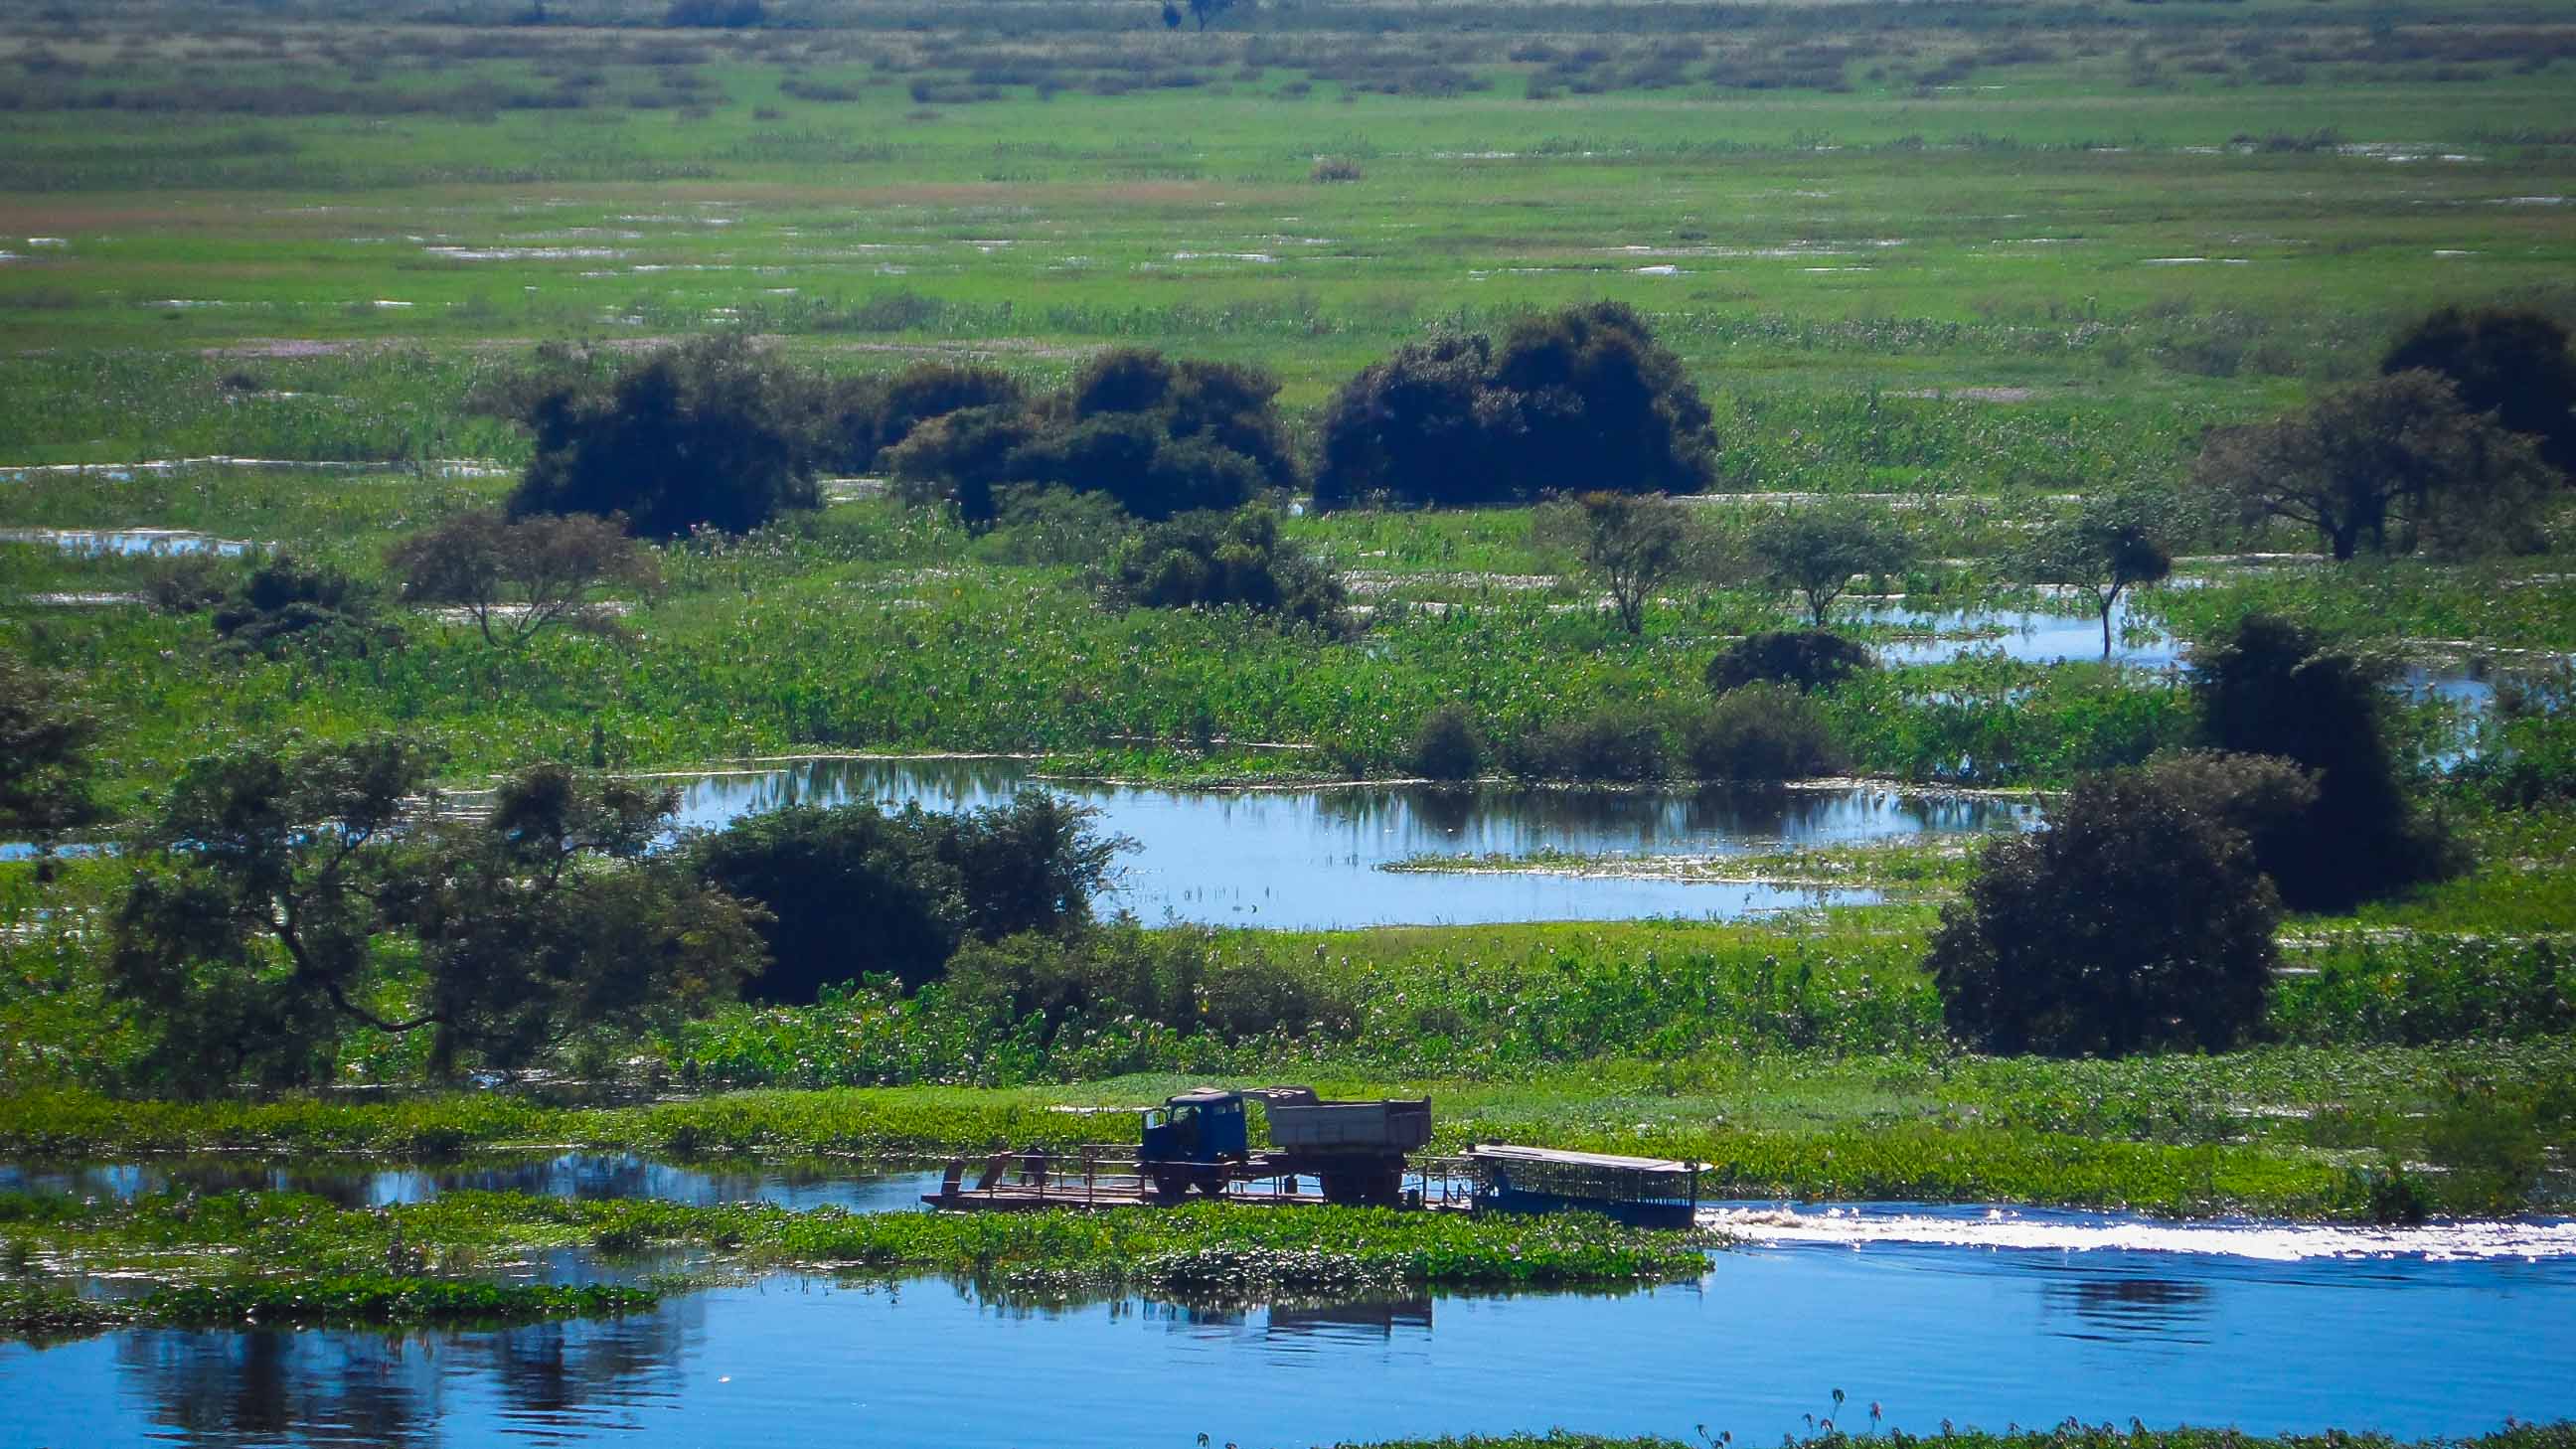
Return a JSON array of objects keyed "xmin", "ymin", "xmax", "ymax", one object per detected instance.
[
  {"xmin": 2383, "ymin": 305, "xmax": 2576, "ymax": 478},
  {"xmin": 2191, "ymin": 371, "xmax": 2554, "ymax": 561},
  {"xmin": 509, "ymin": 335, "xmax": 822, "ymax": 540},
  {"xmin": 1704, "ymin": 629, "xmax": 1875, "ymax": 694},
  {"xmin": 213, "ymin": 555, "xmax": 399, "ymax": 661},
  {"xmin": 106, "ymin": 739, "xmax": 763, "ymax": 1090},
  {"xmin": 1927, "ymin": 768, "xmax": 2283, "ymax": 1057},
  {"xmin": 1536, "ymin": 491, "xmax": 1697, "ymax": 635},
  {"xmin": 1750, "ymin": 506, "xmax": 1915, "ymax": 625},
  {"xmin": 2192, "ymin": 614, "xmax": 2462, "ymax": 910},
  {"xmin": 388, "ymin": 510, "xmax": 664, "ymax": 647},
  {"xmin": 2020, "ymin": 493, "xmax": 2174, "ymax": 657},
  {"xmin": 1185, "ymin": 0, "xmax": 1236, "ymax": 29},
  {"xmin": 0, "ymin": 651, "xmax": 101, "ymax": 844}
]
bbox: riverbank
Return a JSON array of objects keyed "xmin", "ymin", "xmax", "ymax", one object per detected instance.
[{"xmin": 8, "ymin": 1027, "xmax": 2570, "ymax": 1220}]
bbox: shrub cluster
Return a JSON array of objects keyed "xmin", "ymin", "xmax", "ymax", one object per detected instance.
[
  {"xmin": 685, "ymin": 793, "xmax": 1126, "ymax": 1004},
  {"xmin": 1107, "ymin": 506, "xmax": 1347, "ymax": 626},
  {"xmin": 1316, "ymin": 301, "xmax": 1716, "ymax": 508},
  {"xmin": 887, "ymin": 347, "xmax": 1300, "ymax": 526}
]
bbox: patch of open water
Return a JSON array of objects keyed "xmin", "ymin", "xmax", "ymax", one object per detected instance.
[
  {"xmin": 593, "ymin": 758, "xmax": 2045, "ymax": 928},
  {"xmin": 4, "ymin": 1186, "xmax": 2570, "ymax": 1447}
]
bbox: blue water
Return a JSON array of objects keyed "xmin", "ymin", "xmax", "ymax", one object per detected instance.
[
  {"xmin": 6, "ymin": 1200, "xmax": 2572, "ymax": 1447},
  {"xmin": 597, "ymin": 759, "xmax": 2039, "ymax": 929}
]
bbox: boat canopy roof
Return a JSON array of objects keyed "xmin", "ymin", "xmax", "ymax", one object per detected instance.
[{"xmin": 1465, "ymin": 1144, "xmax": 1707, "ymax": 1174}]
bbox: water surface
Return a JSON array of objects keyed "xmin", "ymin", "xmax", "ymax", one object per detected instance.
[
  {"xmin": 636, "ymin": 758, "xmax": 2038, "ymax": 928},
  {"xmin": 7, "ymin": 1201, "xmax": 2571, "ymax": 1448}
]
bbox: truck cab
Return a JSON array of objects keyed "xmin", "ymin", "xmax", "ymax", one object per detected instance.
[{"xmin": 1139, "ymin": 1088, "xmax": 1249, "ymax": 1169}]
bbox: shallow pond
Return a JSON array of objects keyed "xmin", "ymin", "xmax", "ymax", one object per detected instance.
[
  {"xmin": 6, "ymin": 1199, "xmax": 2572, "ymax": 1448},
  {"xmin": 618, "ymin": 758, "xmax": 2042, "ymax": 928},
  {"xmin": 0, "ymin": 526, "xmax": 252, "ymax": 556}
]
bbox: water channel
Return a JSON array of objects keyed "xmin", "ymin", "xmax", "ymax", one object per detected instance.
[
  {"xmin": 4, "ymin": 1155, "xmax": 2571, "ymax": 1447},
  {"xmin": 608, "ymin": 757, "xmax": 2043, "ymax": 928}
]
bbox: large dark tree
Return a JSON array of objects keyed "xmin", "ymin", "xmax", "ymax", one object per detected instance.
[
  {"xmin": 509, "ymin": 335, "xmax": 823, "ymax": 540},
  {"xmin": 1316, "ymin": 302, "xmax": 1716, "ymax": 508},
  {"xmin": 0, "ymin": 651, "xmax": 101, "ymax": 843},
  {"xmin": 2191, "ymin": 371, "xmax": 2552, "ymax": 561},
  {"xmin": 107, "ymin": 739, "xmax": 764, "ymax": 1090},
  {"xmin": 1927, "ymin": 768, "xmax": 2282, "ymax": 1057},
  {"xmin": 885, "ymin": 348, "xmax": 1296, "ymax": 525},
  {"xmin": 687, "ymin": 792, "xmax": 1127, "ymax": 1004},
  {"xmin": 2383, "ymin": 305, "xmax": 2576, "ymax": 478},
  {"xmin": 2191, "ymin": 615, "xmax": 2462, "ymax": 910}
]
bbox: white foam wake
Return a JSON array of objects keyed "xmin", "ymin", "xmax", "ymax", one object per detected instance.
[{"xmin": 1703, "ymin": 1206, "xmax": 2576, "ymax": 1263}]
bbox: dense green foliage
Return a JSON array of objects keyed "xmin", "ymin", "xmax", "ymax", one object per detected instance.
[
  {"xmin": 0, "ymin": 651, "xmax": 100, "ymax": 841},
  {"xmin": 1929, "ymin": 769, "xmax": 2283, "ymax": 1057},
  {"xmin": 2383, "ymin": 306, "xmax": 2576, "ymax": 478},
  {"xmin": 2193, "ymin": 615, "xmax": 2462, "ymax": 910},
  {"xmin": 1317, "ymin": 303, "xmax": 1714, "ymax": 509},
  {"xmin": 1704, "ymin": 630, "xmax": 1875, "ymax": 695},
  {"xmin": 510, "ymin": 336, "xmax": 824, "ymax": 539},
  {"xmin": 685, "ymin": 792, "xmax": 1125, "ymax": 1001},
  {"xmin": 1109, "ymin": 506, "xmax": 1349, "ymax": 624},
  {"xmin": 106, "ymin": 739, "xmax": 765, "ymax": 1088},
  {"xmin": 2192, "ymin": 372, "xmax": 2554, "ymax": 561},
  {"xmin": 889, "ymin": 348, "xmax": 1299, "ymax": 525}
]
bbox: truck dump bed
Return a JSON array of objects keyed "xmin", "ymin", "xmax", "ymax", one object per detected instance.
[{"xmin": 1265, "ymin": 1098, "xmax": 1433, "ymax": 1152}]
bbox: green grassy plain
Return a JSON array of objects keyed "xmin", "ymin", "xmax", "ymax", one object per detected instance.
[{"xmin": 1, "ymin": 0, "xmax": 2573, "ymax": 1247}]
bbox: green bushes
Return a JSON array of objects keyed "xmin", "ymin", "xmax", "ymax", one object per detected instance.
[
  {"xmin": 1684, "ymin": 686, "xmax": 1846, "ymax": 782},
  {"xmin": 1411, "ymin": 704, "xmax": 1486, "ymax": 781},
  {"xmin": 1928, "ymin": 767, "xmax": 2283, "ymax": 1057},
  {"xmin": 685, "ymin": 792, "xmax": 1126, "ymax": 1003},
  {"xmin": 508, "ymin": 335, "xmax": 823, "ymax": 540},
  {"xmin": 888, "ymin": 348, "xmax": 1300, "ymax": 525},
  {"xmin": 1316, "ymin": 302, "xmax": 1716, "ymax": 509},
  {"xmin": 1705, "ymin": 630, "xmax": 1875, "ymax": 694},
  {"xmin": 212, "ymin": 555, "xmax": 399, "ymax": 660},
  {"xmin": 1504, "ymin": 706, "xmax": 1670, "ymax": 783},
  {"xmin": 1108, "ymin": 506, "xmax": 1348, "ymax": 625},
  {"xmin": 2193, "ymin": 614, "xmax": 2464, "ymax": 910}
]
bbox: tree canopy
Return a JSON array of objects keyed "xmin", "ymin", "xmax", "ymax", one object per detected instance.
[
  {"xmin": 1315, "ymin": 302, "xmax": 1716, "ymax": 509},
  {"xmin": 2382, "ymin": 305, "xmax": 2576, "ymax": 478},
  {"xmin": 387, "ymin": 510, "xmax": 662, "ymax": 647},
  {"xmin": 2191, "ymin": 371, "xmax": 2553, "ymax": 561},
  {"xmin": 2191, "ymin": 614, "xmax": 2462, "ymax": 910},
  {"xmin": 886, "ymin": 348, "xmax": 1298, "ymax": 526},
  {"xmin": 2019, "ymin": 492, "xmax": 2174, "ymax": 656},
  {"xmin": 1108, "ymin": 505, "xmax": 1347, "ymax": 626},
  {"xmin": 1927, "ymin": 767, "xmax": 2283, "ymax": 1057},
  {"xmin": 1704, "ymin": 629, "xmax": 1875, "ymax": 694},
  {"xmin": 508, "ymin": 335, "xmax": 823, "ymax": 540},
  {"xmin": 1536, "ymin": 491, "xmax": 1698, "ymax": 635},
  {"xmin": 0, "ymin": 651, "xmax": 102, "ymax": 843},
  {"xmin": 106, "ymin": 739, "xmax": 765, "ymax": 1090},
  {"xmin": 685, "ymin": 791, "xmax": 1127, "ymax": 1005},
  {"xmin": 1749, "ymin": 506, "xmax": 1914, "ymax": 625}
]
